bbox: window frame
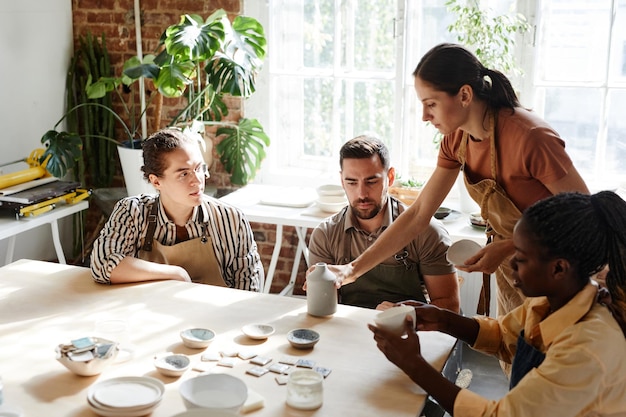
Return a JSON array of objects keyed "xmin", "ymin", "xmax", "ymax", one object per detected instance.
[{"xmin": 245, "ymin": 0, "xmax": 626, "ymax": 189}]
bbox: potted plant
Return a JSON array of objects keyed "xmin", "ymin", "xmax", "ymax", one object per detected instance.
[
  {"xmin": 445, "ymin": 0, "xmax": 531, "ymax": 78},
  {"xmin": 389, "ymin": 175, "xmax": 425, "ymax": 206},
  {"xmin": 40, "ymin": 9, "xmax": 269, "ymax": 188}
]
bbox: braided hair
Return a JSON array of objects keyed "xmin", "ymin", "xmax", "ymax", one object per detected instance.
[
  {"xmin": 413, "ymin": 43, "xmax": 521, "ymax": 112},
  {"xmin": 522, "ymin": 191, "xmax": 626, "ymax": 336},
  {"xmin": 141, "ymin": 128, "xmax": 195, "ymax": 181}
]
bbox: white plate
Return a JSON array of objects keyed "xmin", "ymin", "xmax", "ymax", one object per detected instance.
[
  {"xmin": 241, "ymin": 323, "xmax": 275, "ymax": 340},
  {"xmin": 88, "ymin": 376, "xmax": 164, "ymax": 410},
  {"xmin": 86, "ymin": 396, "xmax": 161, "ymax": 417},
  {"xmin": 447, "ymin": 239, "xmax": 482, "ymax": 266},
  {"xmin": 259, "ymin": 187, "xmax": 317, "ymax": 207}
]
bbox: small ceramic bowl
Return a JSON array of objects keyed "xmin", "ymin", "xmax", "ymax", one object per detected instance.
[
  {"xmin": 434, "ymin": 206, "xmax": 452, "ymax": 219},
  {"xmin": 180, "ymin": 328, "xmax": 216, "ymax": 349},
  {"xmin": 469, "ymin": 212, "xmax": 487, "ymax": 227},
  {"xmin": 316, "ymin": 184, "xmax": 345, "ymax": 197},
  {"xmin": 241, "ymin": 323, "xmax": 275, "ymax": 340},
  {"xmin": 55, "ymin": 337, "xmax": 119, "ymax": 376},
  {"xmin": 154, "ymin": 353, "xmax": 191, "ymax": 377},
  {"xmin": 287, "ymin": 328, "xmax": 320, "ymax": 349},
  {"xmin": 179, "ymin": 374, "xmax": 247, "ymax": 411},
  {"xmin": 315, "ymin": 196, "xmax": 348, "ymax": 213},
  {"xmin": 374, "ymin": 305, "xmax": 417, "ymax": 336},
  {"xmin": 447, "ymin": 239, "xmax": 482, "ymax": 266}
]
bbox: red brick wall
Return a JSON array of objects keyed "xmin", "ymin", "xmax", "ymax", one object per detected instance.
[{"xmin": 71, "ymin": 0, "xmax": 306, "ymax": 294}]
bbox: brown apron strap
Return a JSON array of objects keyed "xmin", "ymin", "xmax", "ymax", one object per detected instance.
[
  {"xmin": 477, "ymin": 273, "xmax": 492, "ymax": 316},
  {"xmin": 476, "ymin": 234, "xmax": 494, "ymax": 316},
  {"xmin": 141, "ymin": 199, "xmax": 159, "ymax": 252}
]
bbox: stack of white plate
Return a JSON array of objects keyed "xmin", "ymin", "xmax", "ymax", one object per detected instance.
[
  {"xmin": 315, "ymin": 184, "xmax": 347, "ymax": 213},
  {"xmin": 86, "ymin": 376, "xmax": 165, "ymax": 417}
]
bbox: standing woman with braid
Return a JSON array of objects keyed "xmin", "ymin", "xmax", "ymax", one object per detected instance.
[
  {"xmin": 319, "ymin": 43, "xmax": 589, "ymax": 321},
  {"xmin": 370, "ymin": 191, "xmax": 626, "ymax": 416}
]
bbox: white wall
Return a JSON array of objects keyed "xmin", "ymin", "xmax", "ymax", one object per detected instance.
[{"xmin": 0, "ymin": 0, "xmax": 75, "ymax": 263}]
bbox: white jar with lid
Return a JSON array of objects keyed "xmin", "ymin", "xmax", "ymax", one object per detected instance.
[{"xmin": 286, "ymin": 369, "xmax": 323, "ymax": 410}]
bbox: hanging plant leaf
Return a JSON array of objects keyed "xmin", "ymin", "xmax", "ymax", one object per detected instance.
[
  {"xmin": 205, "ymin": 15, "xmax": 265, "ymax": 97},
  {"xmin": 39, "ymin": 130, "xmax": 83, "ymax": 178},
  {"xmin": 163, "ymin": 13, "xmax": 225, "ymax": 62},
  {"xmin": 215, "ymin": 118, "xmax": 270, "ymax": 185}
]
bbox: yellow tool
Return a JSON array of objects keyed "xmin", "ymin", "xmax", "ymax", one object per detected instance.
[
  {"xmin": 0, "ymin": 149, "xmax": 50, "ymax": 190},
  {"xmin": 18, "ymin": 188, "xmax": 91, "ymax": 217}
]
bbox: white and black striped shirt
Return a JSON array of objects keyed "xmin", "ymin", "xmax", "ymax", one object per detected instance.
[{"xmin": 90, "ymin": 194, "xmax": 263, "ymax": 291}]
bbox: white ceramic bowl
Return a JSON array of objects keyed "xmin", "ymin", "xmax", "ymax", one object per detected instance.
[
  {"xmin": 374, "ymin": 305, "xmax": 417, "ymax": 336},
  {"xmin": 154, "ymin": 353, "xmax": 191, "ymax": 377},
  {"xmin": 180, "ymin": 328, "xmax": 216, "ymax": 349},
  {"xmin": 241, "ymin": 323, "xmax": 275, "ymax": 340},
  {"xmin": 179, "ymin": 374, "xmax": 248, "ymax": 411},
  {"xmin": 469, "ymin": 212, "xmax": 487, "ymax": 227},
  {"xmin": 447, "ymin": 239, "xmax": 482, "ymax": 266},
  {"xmin": 315, "ymin": 196, "xmax": 348, "ymax": 213},
  {"xmin": 55, "ymin": 337, "xmax": 119, "ymax": 376},
  {"xmin": 316, "ymin": 184, "xmax": 345, "ymax": 197},
  {"xmin": 287, "ymin": 328, "xmax": 320, "ymax": 349}
]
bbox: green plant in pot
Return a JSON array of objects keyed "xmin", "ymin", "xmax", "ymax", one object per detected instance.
[
  {"xmin": 89, "ymin": 10, "xmax": 269, "ymax": 186},
  {"xmin": 41, "ymin": 9, "xmax": 269, "ymax": 187},
  {"xmin": 445, "ymin": 0, "xmax": 530, "ymax": 77}
]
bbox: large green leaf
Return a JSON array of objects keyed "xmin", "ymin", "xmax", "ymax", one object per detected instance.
[
  {"xmin": 232, "ymin": 16, "xmax": 267, "ymax": 61},
  {"xmin": 205, "ymin": 15, "xmax": 266, "ymax": 97},
  {"xmin": 154, "ymin": 60, "xmax": 196, "ymax": 97},
  {"xmin": 122, "ymin": 55, "xmax": 158, "ymax": 83},
  {"xmin": 215, "ymin": 118, "xmax": 270, "ymax": 185},
  {"xmin": 164, "ymin": 13, "xmax": 225, "ymax": 62},
  {"xmin": 39, "ymin": 130, "xmax": 83, "ymax": 178}
]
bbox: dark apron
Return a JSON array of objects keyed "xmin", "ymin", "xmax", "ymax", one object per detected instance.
[
  {"xmin": 338, "ymin": 198, "xmax": 427, "ymax": 309},
  {"xmin": 509, "ymin": 330, "xmax": 546, "ymax": 389},
  {"xmin": 138, "ymin": 199, "xmax": 226, "ymax": 286}
]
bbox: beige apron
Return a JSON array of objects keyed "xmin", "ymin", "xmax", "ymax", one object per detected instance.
[
  {"xmin": 457, "ymin": 113, "xmax": 525, "ymax": 318},
  {"xmin": 138, "ymin": 200, "xmax": 226, "ymax": 286}
]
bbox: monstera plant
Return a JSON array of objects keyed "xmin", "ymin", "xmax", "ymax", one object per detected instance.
[
  {"xmin": 43, "ymin": 9, "xmax": 269, "ymax": 186},
  {"xmin": 124, "ymin": 10, "xmax": 269, "ymax": 185}
]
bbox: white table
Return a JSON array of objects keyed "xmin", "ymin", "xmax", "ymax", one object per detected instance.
[
  {"xmin": 0, "ymin": 200, "xmax": 88, "ymax": 265},
  {"xmin": 0, "ymin": 259, "xmax": 457, "ymax": 417},
  {"xmin": 220, "ymin": 184, "xmax": 486, "ymax": 295}
]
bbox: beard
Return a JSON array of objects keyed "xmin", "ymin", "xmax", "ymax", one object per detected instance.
[{"xmin": 351, "ymin": 198, "xmax": 383, "ymax": 220}]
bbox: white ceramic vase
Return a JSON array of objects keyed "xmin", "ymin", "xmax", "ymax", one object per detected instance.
[
  {"xmin": 306, "ymin": 263, "xmax": 338, "ymax": 317},
  {"xmin": 117, "ymin": 145, "xmax": 156, "ymax": 196}
]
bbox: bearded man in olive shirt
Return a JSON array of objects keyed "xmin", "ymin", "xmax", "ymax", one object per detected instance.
[{"xmin": 308, "ymin": 135, "xmax": 460, "ymax": 312}]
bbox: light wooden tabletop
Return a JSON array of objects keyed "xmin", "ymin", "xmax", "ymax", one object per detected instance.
[{"xmin": 0, "ymin": 259, "xmax": 456, "ymax": 417}]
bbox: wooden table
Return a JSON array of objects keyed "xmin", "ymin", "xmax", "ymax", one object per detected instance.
[
  {"xmin": 220, "ymin": 184, "xmax": 486, "ymax": 295},
  {"xmin": 0, "ymin": 259, "xmax": 456, "ymax": 417}
]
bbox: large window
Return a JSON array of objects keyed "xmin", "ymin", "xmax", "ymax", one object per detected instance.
[
  {"xmin": 246, "ymin": 0, "xmax": 626, "ymax": 189},
  {"xmin": 532, "ymin": 0, "xmax": 626, "ymax": 188},
  {"xmin": 246, "ymin": 0, "xmax": 455, "ymax": 186}
]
